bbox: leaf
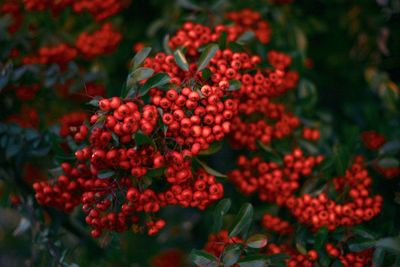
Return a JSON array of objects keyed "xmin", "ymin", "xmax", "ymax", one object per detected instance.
[
  {"xmin": 127, "ymin": 67, "xmax": 155, "ymax": 87},
  {"xmin": 163, "ymin": 34, "xmax": 172, "ymax": 54},
  {"xmin": 331, "ymin": 260, "xmax": 345, "ymax": 267},
  {"xmin": 296, "ymin": 243, "xmax": 307, "ymax": 255},
  {"xmin": 229, "ymin": 203, "xmax": 253, "ymax": 237},
  {"xmin": 97, "ymin": 170, "xmax": 115, "ymax": 179},
  {"xmin": 202, "ymin": 68, "xmax": 212, "ymax": 80},
  {"xmin": 314, "ymin": 227, "xmax": 328, "ymax": 250},
  {"xmin": 132, "ymin": 47, "xmax": 152, "ymax": 69},
  {"xmin": 140, "ymin": 73, "xmax": 170, "ymax": 96},
  {"xmin": 199, "ymin": 142, "xmax": 223, "ymax": 155},
  {"xmin": 236, "ymin": 31, "xmax": 256, "ymax": 45},
  {"xmin": 222, "ymin": 244, "xmax": 242, "ymax": 267},
  {"xmin": 212, "ymin": 199, "xmax": 231, "ymax": 233},
  {"xmin": 173, "ymin": 49, "xmax": 189, "ymax": 71},
  {"xmin": 87, "ymin": 99, "xmax": 99, "ymax": 107},
  {"xmin": 13, "ymin": 217, "xmax": 31, "ymax": 236},
  {"xmin": 353, "ymin": 226, "xmax": 377, "ymax": 240},
  {"xmin": 372, "ymin": 247, "xmax": 385, "ymax": 267},
  {"xmin": 379, "ymin": 140, "xmax": 400, "ymax": 156},
  {"xmin": 134, "ymin": 131, "xmax": 156, "ymax": 149},
  {"xmin": 377, "ymin": 157, "xmax": 399, "ymax": 168},
  {"xmin": 228, "ymin": 80, "xmax": 242, "ymax": 91},
  {"xmin": 197, "ymin": 44, "xmax": 219, "ymax": 72},
  {"xmin": 376, "ymin": 236, "xmax": 400, "ymax": 253},
  {"xmin": 194, "ymin": 158, "xmax": 227, "ymax": 178},
  {"xmin": 266, "ymin": 253, "xmax": 290, "ymax": 266},
  {"xmin": 246, "ymin": 234, "xmax": 268, "ymax": 249},
  {"xmin": 237, "ymin": 255, "xmax": 267, "ymax": 267},
  {"xmin": 189, "ymin": 249, "xmax": 218, "ymax": 267}
]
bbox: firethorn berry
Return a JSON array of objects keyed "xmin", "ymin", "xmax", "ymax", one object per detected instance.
[
  {"xmin": 229, "ymin": 148, "xmax": 323, "ymax": 205},
  {"xmin": 204, "ymin": 230, "xmax": 243, "ymax": 257},
  {"xmin": 23, "ymin": 0, "xmax": 72, "ymax": 13},
  {"xmin": 1, "ymin": 0, "xmax": 22, "ymax": 34},
  {"xmin": 76, "ymin": 23, "xmax": 122, "ymax": 59},
  {"xmin": 59, "ymin": 112, "xmax": 88, "ymax": 139},
  {"xmin": 34, "ymin": 96, "xmax": 224, "ymax": 237},
  {"xmin": 325, "ymin": 243, "xmax": 374, "ymax": 266},
  {"xmin": 72, "ymin": 0, "xmax": 131, "ymax": 21},
  {"xmin": 8, "ymin": 106, "xmax": 39, "ymax": 129},
  {"xmin": 287, "ymin": 158, "xmax": 382, "ymax": 231},
  {"xmin": 361, "ymin": 130, "xmax": 386, "ymax": 150},
  {"xmin": 261, "ymin": 214, "xmax": 293, "ymax": 234},
  {"xmin": 302, "ymin": 127, "xmax": 321, "ymax": 141},
  {"xmin": 15, "ymin": 84, "xmax": 40, "ymax": 101},
  {"xmin": 225, "ymin": 9, "xmax": 272, "ymax": 44},
  {"xmin": 22, "ymin": 43, "xmax": 78, "ymax": 66}
]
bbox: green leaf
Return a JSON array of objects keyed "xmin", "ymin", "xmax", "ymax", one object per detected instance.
[
  {"xmin": 212, "ymin": 199, "xmax": 231, "ymax": 233},
  {"xmin": 296, "ymin": 243, "xmax": 307, "ymax": 255},
  {"xmin": 199, "ymin": 142, "xmax": 223, "ymax": 155},
  {"xmin": 314, "ymin": 227, "xmax": 328, "ymax": 250},
  {"xmin": 194, "ymin": 158, "xmax": 227, "ymax": 178},
  {"xmin": 379, "ymin": 140, "xmax": 400, "ymax": 156},
  {"xmin": 163, "ymin": 34, "xmax": 172, "ymax": 54},
  {"xmin": 237, "ymin": 255, "xmax": 267, "ymax": 267},
  {"xmin": 331, "ymin": 260, "xmax": 345, "ymax": 267},
  {"xmin": 197, "ymin": 44, "xmax": 219, "ymax": 72},
  {"xmin": 372, "ymin": 247, "xmax": 385, "ymax": 267},
  {"xmin": 202, "ymin": 68, "xmax": 212, "ymax": 80},
  {"xmin": 228, "ymin": 80, "xmax": 242, "ymax": 91},
  {"xmin": 173, "ymin": 49, "xmax": 189, "ymax": 71},
  {"xmin": 246, "ymin": 234, "xmax": 268, "ymax": 249},
  {"xmin": 86, "ymin": 99, "xmax": 99, "ymax": 107},
  {"xmin": 222, "ymin": 244, "xmax": 242, "ymax": 267},
  {"xmin": 97, "ymin": 170, "xmax": 115, "ymax": 179},
  {"xmin": 134, "ymin": 131, "xmax": 156, "ymax": 149},
  {"xmin": 236, "ymin": 31, "xmax": 256, "ymax": 45},
  {"xmin": 229, "ymin": 203, "xmax": 253, "ymax": 237},
  {"xmin": 132, "ymin": 47, "xmax": 152, "ymax": 69},
  {"xmin": 140, "ymin": 73, "xmax": 170, "ymax": 96},
  {"xmin": 377, "ymin": 157, "xmax": 399, "ymax": 168},
  {"xmin": 127, "ymin": 67, "xmax": 155, "ymax": 87},
  {"xmin": 189, "ymin": 249, "xmax": 218, "ymax": 267},
  {"xmin": 266, "ymin": 253, "xmax": 290, "ymax": 266}
]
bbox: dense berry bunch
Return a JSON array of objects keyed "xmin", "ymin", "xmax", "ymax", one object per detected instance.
[
  {"xmin": 287, "ymin": 158, "xmax": 383, "ymax": 231},
  {"xmin": 15, "ymin": 84, "xmax": 40, "ymax": 101},
  {"xmin": 72, "ymin": 0, "xmax": 130, "ymax": 21},
  {"xmin": 261, "ymin": 213, "xmax": 293, "ymax": 234},
  {"xmin": 144, "ymin": 49, "xmax": 260, "ymax": 155},
  {"xmin": 59, "ymin": 112, "xmax": 88, "ymax": 138},
  {"xmin": 23, "ymin": 0, "xmax": 72, "ymax": 13},
  {"xmin": 1, "ymin": 0, "xmax": 22, "ymax": 34},
  {"xmin": 362, "ymin": 130, "xmax": 386, "ymax": 150},
  {"xmin": 76, "ymin": 23, "xmax": 122, "ymax": 59},
  {"xmin": 22, "ymin": 43, "xmax": 78, "ymax": 66},
  {"xmin": 325, "ymin": 243, "xmax": 373, "ymax": 267},
  {"xmin": 204, "ymin": 230, "xmax": 243, "ymax": 257},
  {"xmin": 226, "ymin": 9, "xmax": 272, "ymax": 44},
  {"xmin": 229, "ymin": 148, "xmax": 323, "ymax": 205},
  {"xmin": 168, "ymin": 9, "xmax": 271, "ymax": 56}
]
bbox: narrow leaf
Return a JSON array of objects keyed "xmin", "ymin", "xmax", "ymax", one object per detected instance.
[
  {"xmin": 195, "ymin": 158, "xmax": 227, "ymax": 178},
  {"xmin": 229, "ymin": 203, "xmax": 253, "ymax": 237},
  {"xmin": 236, "ymin": 31, "xmax": 256, "ymax": 45},
  {"xmin": 222, "ymin": 244, "xmax": 242, "ymax": 267},
  {"xmin": 212, "ymin": 198, "xmax": 231, "ymax": 232},
  {"xmin": 189, "ymin": 249, "xmax": 218, "ymax": 267},
  {"xmin": 132, "ymin": 47, "xmax": 152, "ymax": 69},
  {"xmin": 197, "ymin": 44, "xmax": 219, "ymax": 72},
  {"xmin": 97, "ymin": 170, "xmax": 115, "ymax": 179},
  {"xmin": 246, "ymin": 234, "xmax": 268, "ymax": 249},
  {"xmin": 174, "ymin": 49, "xmax": 189, "ymax": 71},
  {"xmin": 377, "ymin": 157, "xmax": 399, "ymax": 168},
  {"xmin": 228, "ymin": 80, "xmax": 242, "ymax": 91},
  {"xmin": 140, "ymin": 73, "xmax": 170, "ymax": 96},
  {"xmin": 199, "ymin": 142, "xmax": 223, "ymax": 155}
]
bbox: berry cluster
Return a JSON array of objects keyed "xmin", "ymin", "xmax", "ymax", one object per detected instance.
[
  {"xmin": 1, "ymin": 0, "xmax": 22, "ymax": 34},
  {"xmin": 228, "ymin": 148, "xmax": 323, "ymax": 205},
  {"xmin": 144, "ymin": 49, "xmax": 260, "ymax": 154},
  {"xmin": 325, "ymin": 243, "xmax": 373, "ymax": 267},
  {"xmin": 23, "ymin": 0, "xmax": 72, "ymax": 14},
  {"xmin": 168, "ymin": 9, "xmax": 271, "ymax": 56},
  {"xmin": 34, "ymin": 96, "xmax": 224, "ymax": 237},
  {"xmin": 76, "ymin": 23, "xmax": 122, "ymax": 59},
  {"xmin": 302, "ymin": 127, "xmax": 321, "ymax": 141},
  {"xmin": 361, "ymin": 130, "xmax": 386, "ymax": 150},
  {"xmin": 15, "ymin": 84, "xmax": 40, "ymax": 101},
  {"xmin": 287, "ymin": 158, "xmax": 383, "ymax": 231},
  {"xmin": 226, "ymin": 9, "xmax": 272, "ymax": 44},
  {"xmin": 72, "ymin": 0, "xmax": 130, "ymax": 21},
  {"xmin": 204, "ymin": 230, "xmax": 243, "ymax": 257},
  {"xmin": 22, "ymin": 43, "xmax": 78, "ymax": 66},
  {"xmin": 8, "ymin": 106, "xmax": 39, "ymax": 129},
  {"xmin": 261, "ymin": 213, "xmax": 293, "ymax": 234}
]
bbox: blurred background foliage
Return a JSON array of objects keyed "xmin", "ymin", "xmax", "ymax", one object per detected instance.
[{"xmin": 0, "ymin": 0, "xmax": 399, "ymax": 266}]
